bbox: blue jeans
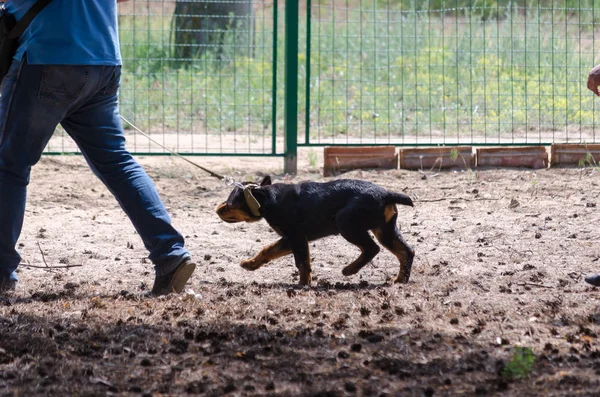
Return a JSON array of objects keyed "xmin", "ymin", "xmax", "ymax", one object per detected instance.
[{"xmin": 0, "ymin": 58, "xmax": 189, "ymax": 284}]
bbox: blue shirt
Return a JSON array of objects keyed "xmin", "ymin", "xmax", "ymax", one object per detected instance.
[{"xmin": 4, "ymin": 0, "xmax": 121, "ymax": 65}]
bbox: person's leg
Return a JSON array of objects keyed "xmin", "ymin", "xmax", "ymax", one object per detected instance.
[
  {"xmin": 59, "ymin": 66, "xmax": 194, "ymax": 292},
  {"xmin": 0, "ymin": 60, "xmax": 72, "ymax": 290}
]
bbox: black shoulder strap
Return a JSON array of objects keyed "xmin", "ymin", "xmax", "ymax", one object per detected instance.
[{"xmin": 8, "ymin": 0, "xmax": 53, "ymax": 39}]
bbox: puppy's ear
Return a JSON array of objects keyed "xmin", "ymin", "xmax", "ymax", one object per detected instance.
[{"xmin": 260, "ymin": 175, "xmax": 272, "ymax": 186}]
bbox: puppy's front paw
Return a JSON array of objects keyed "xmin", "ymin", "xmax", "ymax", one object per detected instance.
[
  {"xmin": 240, "ymin": 259, "xmax": 260, "ymax": 271},
  {"xmin": 342, "ymin": 264, "xmax": 360, "ymax": 276},
  {"xmin": 392, "ymin": 274, "xmax": 410, "ymax": 284}
]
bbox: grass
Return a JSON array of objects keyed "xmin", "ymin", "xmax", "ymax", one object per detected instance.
[
  {"xmin": 578, "ymin": 150, "xmax": 599, "ymax": 168},
  {"xmin": 307, "ymin": 150, "xmax": 319, "ymax": 167},
  {"xmin": 116, "ymin": 2, "xmax": 600, "ymax": 154},
  {"xmin": 577, "ymin": 150, "xmax": 600, "ymax": 180},
  {"xmin": 502, "ymin": 346, "xmax": 536, "ymax": 380}
]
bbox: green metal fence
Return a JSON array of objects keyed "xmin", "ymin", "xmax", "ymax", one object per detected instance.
[
  {"xmin": 44, "ymin": 1, "xmax": 600, "ymax": 170},
  {"xmin": 301, "ymin": 0, "xmax": 600, "ymax": 147}
]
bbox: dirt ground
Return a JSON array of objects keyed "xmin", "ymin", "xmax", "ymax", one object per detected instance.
[{"xmin": 1, "ymin": 151, "xmax": 600, "ymax": 397}]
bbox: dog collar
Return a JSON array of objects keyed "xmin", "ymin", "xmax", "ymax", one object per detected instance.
[{"xmin": 243, "ymin": 185, "xmax": 261, "ymax": 217}]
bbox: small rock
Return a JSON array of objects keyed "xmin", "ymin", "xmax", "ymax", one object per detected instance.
[
  {"xmin": 344, "ymin": 382, "xmax": 357, "ymax": 393},
  {"xmin": 366, "ymin": 334, "xmax": 384, "ymax": 343}
]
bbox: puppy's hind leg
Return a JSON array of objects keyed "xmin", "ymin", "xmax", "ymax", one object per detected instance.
[
  {"xmin": 337, "ymin": 211, "xmax": 380, "ymax": 276},
  {"xmin": 241, "ymin": 238, "xmax": 292, "ymax": 271},
  {"xmin": 373, "ymin": 219, "xmax": 414, "ymax": 284}
]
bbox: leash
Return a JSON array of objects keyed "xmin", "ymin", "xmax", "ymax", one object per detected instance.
[{"xmin": 119, "ymin": 115, "xmax": 225, "ymax": 180}]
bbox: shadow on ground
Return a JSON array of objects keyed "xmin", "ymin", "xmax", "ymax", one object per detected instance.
[{"xmin": 1, "ymin": 290, "xmax": 600, "ymax": 396}]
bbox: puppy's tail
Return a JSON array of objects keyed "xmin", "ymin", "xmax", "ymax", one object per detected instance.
[{"xmin": 386, "ymin": 192, "xmax": 414, "ymax": 207}]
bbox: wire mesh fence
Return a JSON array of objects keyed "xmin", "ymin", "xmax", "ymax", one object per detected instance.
[
  {"xmin": 45, "ymin": 0, "xmax": 279, "ymax": 155},
  {"xmin": 43, "ymin": 1, "xmax": 600, "ymax": 157},
  {"xmin": 302, "ymin": 0, "xmax": 600, "ymax": 146}
]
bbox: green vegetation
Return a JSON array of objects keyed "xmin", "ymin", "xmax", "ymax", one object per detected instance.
[
  {"xmin": 578, "ymin": 151, "xmax": 599, "ymax": 168},
  {"xmin": 307, "ymin": 150, "xmax": 319, "ymax": 167},
  {"xmin": 502, "ymin": 346, "xmax": 536, "ymax": 380},
  {"xmin": 306, "ymin": 5, "xmax": 598, "ymax": 141},
  {"xmin": 391, "ymin": 0, "xmax": 600, "ymax": 20}
]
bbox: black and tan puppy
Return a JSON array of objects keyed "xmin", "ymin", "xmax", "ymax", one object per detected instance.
[{"xmin": 216, "ymin": 176, "xmax": 415, "ymax": 286}]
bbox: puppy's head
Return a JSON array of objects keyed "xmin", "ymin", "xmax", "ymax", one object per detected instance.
[{"xmin": 216, "ymin": 176, "xmax": 271, "ymax": 223}]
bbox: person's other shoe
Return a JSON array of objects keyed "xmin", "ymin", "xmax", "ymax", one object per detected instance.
[
  {"xmin": 585, "ymin": 274, "xmax": 600, "ymax": 287},
  {"xmin": 151, "ymin": 259, "xmax": 196, "ymax": 296},
  {"xmin": 0, "ymin": 278, "xmax": 17, "ymax": 293}
]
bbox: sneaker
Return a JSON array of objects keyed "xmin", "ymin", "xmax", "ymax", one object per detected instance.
[
  {"xmin": 585, "ymin": 274, "xmax": 600, "ymax": 287},
  {"xmin": 0, "ymin": 278, "xmax": 16, "ymax": 293},
  {"xmin": 151, "ymin": 259, "xmax": 196, "ymax": 296}
]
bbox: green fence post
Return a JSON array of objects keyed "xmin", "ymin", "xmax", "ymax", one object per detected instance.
[{"xmin": 284, "ymin": 0, "xmax": 299, "ymax": 174}]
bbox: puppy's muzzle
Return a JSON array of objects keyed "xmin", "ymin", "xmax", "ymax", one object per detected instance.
[{"xmin": 216, "ymin": 202, "xmax": 253, "ymax": 223}]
